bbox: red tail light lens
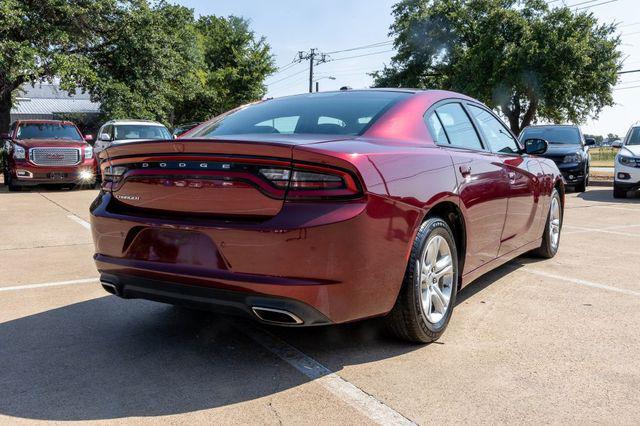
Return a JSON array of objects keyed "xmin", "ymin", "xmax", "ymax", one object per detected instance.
[{"xmin": 259, "ymin": 164, "xmax": 361, "ymax": 200}]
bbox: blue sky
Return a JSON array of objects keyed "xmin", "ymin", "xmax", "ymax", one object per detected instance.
[{"xmin": 174, "ymin": 0, "xmax": 640, "ymax": 136}]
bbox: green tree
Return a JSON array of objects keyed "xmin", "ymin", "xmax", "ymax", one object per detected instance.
[
  {"xmin": 0, "ymin": 0, "xmax": 121, "ymax": 132},
  {"xmin": 172, "ymin": 15, "xmax": 276, "ymax": 124},
  {"xmin": 87, "ymin": 1, "xmax": 203, "ymax": 126},
  {"xmin": 372, "ymin": 0, "xmax": 622, "ymax": 135}
]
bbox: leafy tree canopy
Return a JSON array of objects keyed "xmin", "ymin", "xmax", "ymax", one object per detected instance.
[
  {"xmin": 372, "ymin": 0, "xmax": 622, "ymax": 135},
  {"xmin": 0, "ymin": 0, "xmax": 275, "ymax": 131},
  {"xmin": 0, "ymin": 0, "xmax": 121, "ymax": 131}
]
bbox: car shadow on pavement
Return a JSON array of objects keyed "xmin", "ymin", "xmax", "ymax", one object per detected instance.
[
  {"xmin": 577, "ymin": 186, "xmax": 639, "ymax": 202},
  {"xmin": 0, "ymin": 256, "xmax": 540, "ymax": 422},
  {"xmin": 0, "ymin": 295, "xmax": 419, "ymax": 421}
]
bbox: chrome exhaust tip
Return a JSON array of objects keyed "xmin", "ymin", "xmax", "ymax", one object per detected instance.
[
  {"xmin": 101, "ymin": 281, "xmax": 119, "ymax": 296},
  {"xmin": 251, "ymin": 307, "xmax": 304, "ymax": 325}
]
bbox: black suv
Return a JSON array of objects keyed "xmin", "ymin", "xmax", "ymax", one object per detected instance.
[{"xmin": 519, "ymin": 125, "xmax": 595, "ymax": 192}]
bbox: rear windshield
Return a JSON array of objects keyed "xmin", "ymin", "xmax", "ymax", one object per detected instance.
[
  {"xmin": 189, "ymin": 91, "xmax": 412, "ymax": 138},
  {"xmin": 114, "ymin": 125, "xmax": 171, "ymax": 140},
  {"xmin": 519, "ymin": 127, "xmax": 581, "ymax": 144},
  {"xmin": 16, "ymin": 123, "xmax": 82, "ymax": 141},
  {"xmin": 626, "ymin": 127, "xmax": 640, "ymax": 146}
]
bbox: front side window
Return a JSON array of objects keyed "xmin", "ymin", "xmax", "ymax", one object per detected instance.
[
  {"xmin": 16, "ymin": 123, "xmax": 82, "ymax": 141},
  {"xmin": 626, "ymin": 127, "xmax": 640, "ymax": 146},
  {"xmin": 113, "ymin": 125, "xmax": 171, "ymax": 140},
  {"xmin": 468, "ymin": 105, "xmax": 520, "ymax": 154},
  {"xmin": 434, "ymin": 103, "xmax": 483, "ymax": 150},
  {"xmin": 189, "ymin": 91, "xmax": 412, "ymax": 138}
]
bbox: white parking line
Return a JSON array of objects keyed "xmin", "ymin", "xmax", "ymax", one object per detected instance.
[
  {"xmin": 522, "ymin": 268, "xmax": 640, "ymax": 298},
  {"xmin": 0, "ymin": 278, "xmax": 98, "ymax": 292},
  {"xmin": 241, "ymin": 326, "xmax": 415, "ymax": 426},
  {"xmin": 67, "ymin": 214, "xmax": 91, "ymax": 230}
]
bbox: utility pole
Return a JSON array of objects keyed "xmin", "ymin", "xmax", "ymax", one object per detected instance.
[{"xmin": 296, "ymin": 49, "xmax": 328, "ymax": 93}]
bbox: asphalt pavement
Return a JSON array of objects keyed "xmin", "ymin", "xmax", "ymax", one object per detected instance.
[{"xmin": 1, "ymin": 184, "xmax": 639, "ymax": 424}]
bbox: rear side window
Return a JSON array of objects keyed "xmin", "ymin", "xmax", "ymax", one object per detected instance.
[
  {"xmin": 468, "ymin": 105, "xmax": 520, "ymax": 154},
  {"xmin": 425, "ymin": 112, "xmax": 449, "ymax": 145},
  {"xmin": 434, "ymin": 103, "xmax": 483, "ymax": 150}
]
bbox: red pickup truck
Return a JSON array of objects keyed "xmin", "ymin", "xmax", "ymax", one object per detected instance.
[{"xmin": 2, "ymin": 120, "xmax": 97, "ymax": 191}]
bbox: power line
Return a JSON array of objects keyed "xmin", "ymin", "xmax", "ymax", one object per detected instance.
[
  {"xmin": 327, "ymin": 49, "xmax": 395, "ymax": 63},
  {"xmin": 566, "ymin": 0, "xmax": 599, "ymax": 7},
  {"xmin": 265, "ymin": 68, "xmax": 309, "ymax": 86},
  {"xmin": 614, "ymin": 84, "xmax": 640, "ymax": 90},
  {"xmin": 574, "ymin": 0, "xmax": 619, "ymax": 11},
  {"xmin": 295, "ymin": 48, "xmax": 329, "ymax": 93},
  {"xmin": 618, "ymin": 68, "xmax": 640, "ymax": 74},
  {"xmin": 325, "ymin": 41, "xmax": 393, "ymax": 55}
]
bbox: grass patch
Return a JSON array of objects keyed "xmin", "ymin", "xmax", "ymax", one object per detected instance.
[{"xmin": 589, "ymin": 147, "xmax": 618, "ymax": 167}]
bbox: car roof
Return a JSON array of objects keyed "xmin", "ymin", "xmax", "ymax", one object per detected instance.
[
  {"xmin": 523, "ymin": 124, "xmax": 580, "ymax": 129},
  {"xmin": 103, "ymin": 119, "xmax": 166, "ymax": 127}
]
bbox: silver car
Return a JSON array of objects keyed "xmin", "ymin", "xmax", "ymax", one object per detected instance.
[{"xmin": 94, "ymin": 120, "xmax": 171, "ymax": 154}]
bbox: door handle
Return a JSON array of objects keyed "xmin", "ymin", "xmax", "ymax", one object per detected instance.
[
  {"xmin": 508, "ymin": 171, "xmax": 516, "ymax": 182},
  {"xmin": 459, "ymin": 165, "xmax": 472, "ymax": 176}
]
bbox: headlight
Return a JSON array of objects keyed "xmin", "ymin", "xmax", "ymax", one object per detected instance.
[
  {"xmin": 85, "ymin": 146, "xmax": 93, "ymax": 159},
  {"xmin": 563, "ymin": 153, "xmax": 580, "ymax": 163},
  {"xmin": 618, "ymin": 154, "xmax": 636, "ymax": 167},
  {"xmin": 13, "ymin": 145, "xmax": 26, "ymax": 160}
]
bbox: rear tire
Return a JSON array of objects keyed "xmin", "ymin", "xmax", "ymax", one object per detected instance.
[
  {"xmin": 386, "ymin": 217, "xmax": 458, "ymax": 344},
  {"xmin": 613, "ymin": 185, "xmax": 627, "ymax": 199},
  {"xmin": 533, "ymin": 188, "xmax": 562, "ymax": 258}
]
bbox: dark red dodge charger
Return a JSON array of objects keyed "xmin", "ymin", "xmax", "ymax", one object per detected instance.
[{"xmin": 91, "ymin": 89, "xmax": 563, "ymax": 343}]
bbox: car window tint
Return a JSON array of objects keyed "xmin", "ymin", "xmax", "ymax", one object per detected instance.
[
  {"xmin": 425, "ymin": 112, "xmax": 449, "ymax": 145},
  {"xmin": 626, "ymin": 127, "xmax": 640, "ymax": 146},
  {"xmin": 468, "ymin": 105, "xmax": 519, "ymax": 154},
  {"xmin": 435, "ymin": 103, "xmax": 482, "ymax": 150},
  {"xmin": 255, "ymin": 116, "xmax": 300, "ymax": 134}
]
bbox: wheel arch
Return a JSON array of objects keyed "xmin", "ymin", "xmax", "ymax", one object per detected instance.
[{"xmin": 425, "ymin": 200, "xmax": 467, "ymax": 291}]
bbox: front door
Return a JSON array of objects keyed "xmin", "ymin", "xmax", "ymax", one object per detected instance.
[
  {"xmin": 466, "ymin": 104, "xmax": 544, "ymax": 255},
  {"xmin": 425, "ymin": 102, "xmax": 509, "ymax": 275}
]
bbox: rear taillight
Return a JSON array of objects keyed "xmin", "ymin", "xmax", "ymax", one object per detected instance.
[
  {"xmin": 103, "ymin": 165, "xmax": 127, "ymax": 182},
  {"xmin": 259, "ymin": 164, "xmax": 361, "ymax": 200}
]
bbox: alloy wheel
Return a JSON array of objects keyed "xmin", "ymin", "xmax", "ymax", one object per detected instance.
[
  {"xmin": 549, "ymin": 196, "xmax": 561, "ymax": 250},
  {"xmin": 419, "ymin": 235, "xmax": 454, "ymax": 324}
]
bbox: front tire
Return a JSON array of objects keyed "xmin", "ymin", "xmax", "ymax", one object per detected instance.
[
  {"xmin": 386, "ymin": 217, "xmax": 458, "ymax": 343},
  {"xmin": 613, "ymin": 184, "xmax": 627, "ymax": 199},
  {"xmin": 533, "ymin": 188, "xmax": 562, "ymax": 258},
  {"xmin": 5, "ymin": 172, "xmax": 20, "ymax": 192}
]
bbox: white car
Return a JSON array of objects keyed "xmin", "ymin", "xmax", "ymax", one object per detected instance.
[
  {"xmin": 613, "ymin": 124, "xmax": 640, "ymax": 198},
  {"xmin": 93, "ymin": 120, "xmax": 171, "ymax": 154}
]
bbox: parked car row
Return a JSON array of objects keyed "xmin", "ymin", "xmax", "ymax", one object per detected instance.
[{"xmin": 1, "ymin": 118, "xmax": 193, "ymax": 191}]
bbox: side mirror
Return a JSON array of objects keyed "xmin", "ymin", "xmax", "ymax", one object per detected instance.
[
  {"xmin": 84, "ymin": 134, "xmax": 94, "ymax": 143},
  {"xmin": 612, "ymin": 140, "xmax": 623, "ymax": 148},
  {"xmin": 584, "ymin": 138, "xmax": 596, "ymax": 146},
  {"xmin": 524, "ymin": 138, "xmax": 548, "ymax": 155},
  {"xmin": 100, "ymin": 133, "xmax": 112, "ymax": 142}
]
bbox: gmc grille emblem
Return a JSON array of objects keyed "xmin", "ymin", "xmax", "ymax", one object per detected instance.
[{"xmin": 45, "ymin": 153, "xmax": 64, "ymax": 160}]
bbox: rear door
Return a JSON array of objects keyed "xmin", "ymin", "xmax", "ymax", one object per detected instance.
[
  {"xmin": 425, "ymin": 102, "xmax": 509, "ymax": 274},
  {"xmin": 466, "ymin": 104, "xmax": 545, "ymax": 255}
]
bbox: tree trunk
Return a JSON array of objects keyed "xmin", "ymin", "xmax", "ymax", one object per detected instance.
[
  {"xmin": 0, "ymin": 89, "xmax": 12, "ymax": 134},
  {"xmin": 519, "ymin": 99, "xmax": 538, "ymax": 133}
]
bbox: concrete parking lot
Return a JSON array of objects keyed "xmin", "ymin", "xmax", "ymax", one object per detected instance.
[{"xmin": 1, "ymin": 184, "xmax": 639, "ymax": 425}]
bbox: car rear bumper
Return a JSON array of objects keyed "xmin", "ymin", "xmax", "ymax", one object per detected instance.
[
  {"xmin": 99, "ymin": 272, "xmax": 332, "ymax": 326},
  {"xmin": 90, "ymin": 191, "xmax": 419, "ymax": 324}
]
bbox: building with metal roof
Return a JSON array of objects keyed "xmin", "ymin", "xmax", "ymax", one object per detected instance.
[{"xmin": 10, "ymin": 84, "xmax": 100, "ymax": 121}]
